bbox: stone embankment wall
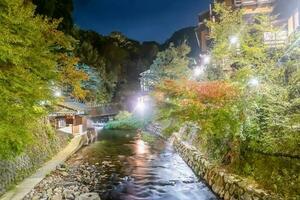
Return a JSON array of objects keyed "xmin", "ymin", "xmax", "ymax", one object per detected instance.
[
  {"xmin": 172, "ymin": 135, "xmax": 281, "ymax": 200},
  {"xmin": 0, "ymin": 128, "xmax": 71, "ymax": 196}
]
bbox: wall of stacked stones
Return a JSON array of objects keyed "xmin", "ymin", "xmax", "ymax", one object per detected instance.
[
  {"xmin": 172, "ymin": 136, "xmax": 281, "ymax": 200},
  {"xmin": 0, "ymin": 131, "xmax": 70, "ymax": 196}
]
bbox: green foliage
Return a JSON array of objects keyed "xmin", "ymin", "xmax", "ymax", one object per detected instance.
[
  {"xmin": 0, "ymin": 0, "xmax": 84, "ymax": 159},
  {"xmin": 154, "ymin": 80, "xmax": 243, "ymax": 161},
  {"xmin": 206, "ymin": 3, "xmax": 279, "ymax": 80},
  {"xmin": 153, "ymin": 3, "xmax": 299, "ymax": 197},
  {"xmin": 72, "ymin": 29, "xmax": 159, "ymax": 103},
  {"xmin": 104, "ymin": 111, "xmax": 144, "ymax": 130},
  {"xmin": 231, "ymin": 151, "xmax": 300, "ymax": 198},
  {"xmin": 114, "ymin": 111, "xmax": 133, "ymax": 121},
  {"xmin": 143, "ymin": 43, "xmax": 191, "ymax": 88},
  {"xmin": 141, "ymin": 131, "xmax": 157, "ymax": 144}
]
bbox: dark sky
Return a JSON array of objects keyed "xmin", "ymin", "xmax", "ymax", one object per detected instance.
[{"xmin": 73, "ymin": 0, "xmax": 210, "ymax": 43}]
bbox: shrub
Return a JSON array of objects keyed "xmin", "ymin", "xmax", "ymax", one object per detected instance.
[
  {"xmin": 104, "ymin": 111, "xmax": 144, "ymax": 130},
  {"xmin": 154, "ymin": 79, "xmax": 243, "ymax": 162}
]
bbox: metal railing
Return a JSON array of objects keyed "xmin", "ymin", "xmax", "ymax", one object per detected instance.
[{"xmin": 234, "ymin": 0, "xmax": 275, "ymax": 7}]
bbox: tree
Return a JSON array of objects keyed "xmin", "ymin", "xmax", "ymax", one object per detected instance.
[
  {"xmin": 0, "ymin": 0, "xmax": 85, "ymax": 158},
  {"xmin": 143, "ymin": 43, "xmax": 191, "ymax": 88},
  {"xmin": 206, "ymin": 3, "xmax": 279, "ymax": 80},
  {"xmin": 32, "ymin": 0, "xmax": 74, "ymax": 33}
]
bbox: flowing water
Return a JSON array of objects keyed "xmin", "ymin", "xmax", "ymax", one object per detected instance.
[{"xmin": 68, "ymin": 130, "xmax": 218, "ymax": 200}]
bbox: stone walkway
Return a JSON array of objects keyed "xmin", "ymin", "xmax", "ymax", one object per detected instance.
[{"xmin": 0, "ymin": 135, "xmax": 84, "ymax": 200}]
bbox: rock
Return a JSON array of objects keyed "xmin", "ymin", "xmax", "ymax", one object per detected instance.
[
  {"xmin": 60, "ymin": 163, "xmax": 67, "ymax": 168},
  {"xmin": 54, "ymin": 187, "xmax": 62, "ymax": 193},
  {"xmin": 83, "ymin": 170, "xmax": 90, "ymax": 176},
  {"xmin": 60, "ymin": 171, "xmax": 69, "ymax": 177},
  {"xmin": 51, "ymin": 193, "xmax": 63, "ymax": 200},
  {"xmin": 224, "ymin": 191, "xmax": 230, "ymax": 200},
  {"xmin": 242, "ymin": 193, "xmax": 253, "ymax": 200},
  {"xmin": 63, "ymin": 189, "xmax": 74, "ymax": 199},
  {"xmin": 81, "ymin": 186, "xmax": 89, "ymax": 193},
  {"xmin": 76, "ymin": 193, "xmax": 101, "ymax": 200},
  {"xmin": 74, "ymin": 191, "xmax": 81, "ymax": 198},
  {"xmin": 47, "ymin": 188, "xmax": 53, "ymax": 196},
  {"xmin": 31, "ymin": 195, "xmax": 41, "ymax": 200}
]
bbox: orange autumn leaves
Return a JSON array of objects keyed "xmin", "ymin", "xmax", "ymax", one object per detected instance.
[
  {"xmin": 155, "ymin": 79, "xmax": 239, "ymax": 107},
  {"xmin": 154, "ymin": 79, "xmax": 240, "ymax": 122}
]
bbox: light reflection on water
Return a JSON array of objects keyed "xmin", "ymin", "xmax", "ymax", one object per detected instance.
[{"xmin": 68, "ymin": 130, "xmax": 218, "ymax": 200}]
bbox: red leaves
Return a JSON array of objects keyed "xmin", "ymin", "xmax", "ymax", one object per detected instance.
[
  {"xmin": 154, "ymin": 79, "xmax": 239, "ymax": 107},
  {"xmin": 195, "ymin": 81, "xmax": 238, "ymax": 103}
]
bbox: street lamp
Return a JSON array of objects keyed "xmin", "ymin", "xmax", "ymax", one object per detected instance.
[
  {"xmin": 54, "ymin": 90, "xmax": 61, "ymax": 97},
  {"xmin": 193, "ymin": 66, "xmax": 204, "ymax": 77},
  {"xmin": 136, "ymin": 97, "xmax": 145, "ymax": 112},
  {"xmin": 248, "ymin": 77, "xmax": 260, "ymax": 87},
  {"xmin": 229, "ymin": 35, "xmax": 239, "ymax": 45},
  {"xmin": 39, "ymin": 100, "xmax": 46, "ymax": 106},
  {"xmin": 200, "ymin": 54, "xmax": 211, "ymax": 65}
]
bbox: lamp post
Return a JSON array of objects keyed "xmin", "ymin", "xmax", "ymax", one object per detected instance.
[
  {"xmin": 229, "ymin": 35, "xmax": 239, "ymax": 45},
  {"xmin": 248, "ymin": 77, "xmax": 260, "ymax": 87},
  {"xmin": 54, "ymin": 90, "xmax": 61, "ymax": 97},
  {"xmin": 193, "ymin": 66, "xmax": 204, "ymax": 77},
  {"xmin": 136, "ymin": 96, "xmax": 145, "ymax": 113},
  {"xmin": 200, "ymin": 54, "xmax": 211, "ymax": 65}
]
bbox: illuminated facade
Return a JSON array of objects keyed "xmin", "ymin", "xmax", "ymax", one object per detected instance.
[
  {"xmin": 195, "ymin": 0, "xmax": 300, "ymax": 51},
  {"xmin": 139, "ymin": 70, "xmax": 155, "ymax": 93}
]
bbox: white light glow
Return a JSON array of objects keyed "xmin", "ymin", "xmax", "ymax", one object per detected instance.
[
  {"xmin": 229, "ymin": 36, "xmax": 239, "ymax": 45},
  {"xmin": 248, "ymin": 78, "xmax": 260, "ymax": 87},
  {"xmin": 136, "ymin": 139, "xmax": 145, "ymax": 154},
  {"xmin": 39, "ymin": 101, "xmax": 46, "ymax": 106},
  {"xmin": 136, "ymin": 97, "xmax": 145, "ymax": 112},
  {"xmin": 194, "ymin": 66, "xmax": 204, "ymax": 77},
  {"xmin": 202, "ymin": 54, "xmax": 211, "ymax": 65},
  {"xmin": 54, "ymin": 90, "xmax": 61, "ymax": 97}
]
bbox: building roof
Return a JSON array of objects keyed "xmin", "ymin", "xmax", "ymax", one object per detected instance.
[
  {"xmin": 51, "ymin": 101, "xmax": 87, "ymax": 116},
  {"xmin": 58, "ymin": 101, "xmax": 87, "ymax": 112}
]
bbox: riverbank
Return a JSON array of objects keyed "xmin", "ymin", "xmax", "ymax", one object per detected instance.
[
  {"xmin": 0, "ymin": 135, "xmax": 86, "ymax": 200},
  {"xmin": 171, "ymin": 134, "xmax": 282, "ymax": 200},
  {"xmin": 21, "ymin": 129, "xmax": 218, "ymax": 200},
  {"xmin": 145, "ymin": 122, "xmax": 295, "ymax": 200},
  {"xmin": 23, "ymin": 161, "xmax": 102, "ymax": 200}
]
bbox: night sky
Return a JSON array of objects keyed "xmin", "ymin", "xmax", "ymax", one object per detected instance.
[{"xmin": 73, "ymin": 0, "xmax": 211, "ymax": 43}]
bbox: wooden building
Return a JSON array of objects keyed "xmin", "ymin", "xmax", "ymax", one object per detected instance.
[{"xmin": 50, "ymin": 101, "xmax": 88, "ymax": 135}]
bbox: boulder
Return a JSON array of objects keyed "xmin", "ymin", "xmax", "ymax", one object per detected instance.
[{"xmin": 76, "ymin": 193, "xmax": 101, "ymax": 200}]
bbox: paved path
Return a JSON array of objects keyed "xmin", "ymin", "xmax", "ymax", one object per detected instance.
[{"xmin": 0, "ymin": 136, "xmax": 84, "ymax": 200}]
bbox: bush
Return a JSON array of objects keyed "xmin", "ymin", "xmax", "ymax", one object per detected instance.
[
  {"xmin": 104, "ymin": 111, "xmax": 144, "ymax": 130},
  {"xmin": 154, "ymin": 79, "xmax": 243, "ymax": 162}
]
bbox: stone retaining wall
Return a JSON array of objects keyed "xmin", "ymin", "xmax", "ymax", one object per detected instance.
[
  {"xmin": 172, "ymin": 135, "xmax": 281, "ymax": 200},
  {"xmin": 0, "ymin": 130, "xmax": 70, "ymax": 196}
]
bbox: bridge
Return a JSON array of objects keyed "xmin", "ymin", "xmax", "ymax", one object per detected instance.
[{"xmin": 87, "ymin": 103, "xmax": 122, "ymax": 119}]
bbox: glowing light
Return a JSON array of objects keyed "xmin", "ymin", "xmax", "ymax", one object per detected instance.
[
  {"xmin": 229, "ymin": 35, "xmax": 239, "ymax": 45},
  {"xmin": 39, "ymin": 101, "xmax": 46, "ymax": 106},
  {"xmin": 200, "ymin": 54, "xmax": 211, "ymax": 65},
  {"xmin": 136, "ymin": 139, "xmax": 145, "ymax": 154},
  {"xmin": 136, "ymin": 97, "xmax": 145, "ymax": 112},
  {"xmin": 54, "ymin": 90, "xmax": 61, "ymax": 97},
  {"xmin": 194, "ymin": 66, "xmax": 204, "ymax": 77},
  {"xmin": 248, "ymin": 77, "xmax": 260, "ymax": 87}
]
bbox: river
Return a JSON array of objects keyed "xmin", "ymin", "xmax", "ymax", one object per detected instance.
[{"xmin": 67, "ymin": 130, "xmax": 218, "ymax": 200}]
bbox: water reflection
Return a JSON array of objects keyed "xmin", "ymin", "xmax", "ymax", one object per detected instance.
[
  {"xmin": 68, "ymin": 130, "xmax": 218, "ymax": 200},
  {"xmin": 136, "ymin": 139, "xmax": 146, "ymax": 155}
]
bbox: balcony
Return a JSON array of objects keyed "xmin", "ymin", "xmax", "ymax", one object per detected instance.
[
  {"xmin": 234, "ymin": 0, "xmax": 275, "ymax": 7},
  {"xmin": 263, "ymin": 30, "xmax": 288, "ymax": 47}
]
